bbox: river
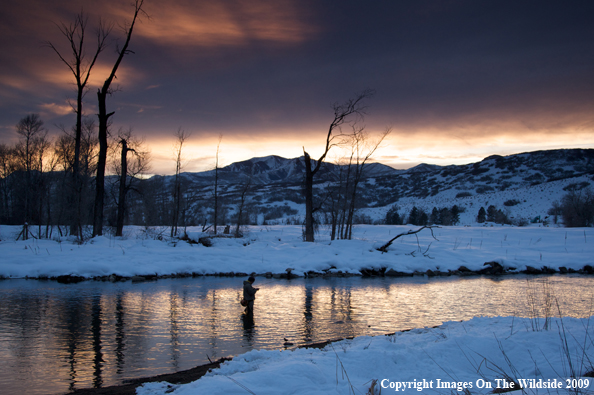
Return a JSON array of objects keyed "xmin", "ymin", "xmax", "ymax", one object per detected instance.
[{"xmin": 0, "ymin": 274, "xmax": 592, "ymax": 394}]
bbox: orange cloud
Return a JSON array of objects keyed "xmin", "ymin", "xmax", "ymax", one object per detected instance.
[
  {"xmin": 133, "ymin": 0, "xmax": 317, "ymax": 47},
  {"xmin": 39, "ymin": 101, "xmax": 73, "ymax": 116}
]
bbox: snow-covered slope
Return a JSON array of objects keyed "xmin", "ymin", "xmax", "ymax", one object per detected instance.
[{"xmin": 110, "ymin": 149, "xmax": 594, "ymax": 226}]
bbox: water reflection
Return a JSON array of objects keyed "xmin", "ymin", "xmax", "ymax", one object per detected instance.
[{"xmin": 0, "ymin": 275, "xmax": 592, "ymax": 395}]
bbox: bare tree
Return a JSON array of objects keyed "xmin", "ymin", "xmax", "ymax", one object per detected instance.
[
  {"xmin": 46, "ymin": 12, "xmax": 110, "ymax": 238},
  {"xmin": 302, "ymin": 89, "xmax": 374, "ymax": 242},
  {"xmin": 14, "ymin": 114, "xmax": 48, "ymax": 235},
  {"xmin": 0, "ymin": 144, "xmax": 15, "ymax": 223},
  {"xmin": 235, "ymin": 174, "xmax": 252, "ymax": 237},
  {"xmin": 340, "ymin": 125, "xmax": 391, "ymax": 239},
  {"xmin": 560, "ymin": 188, "xmax": 594, "ymax": 227},
  {"xmin": 53, "ymin": 119, "xmax": 98, "ymax": 236},
  {"xmin": 113, "ymin": 129, "xmax": 149, "ymax": 237},
  {"xmin": 213, "ymin": 135, "xmax": 222, "ymax": 235},
  {"xmin": 93, "ymin": 0, "xmax": 146, "ymax": 237},
  {"xmin": 171, "ymin": 128, "xmax": 189, "ymax": 237}
]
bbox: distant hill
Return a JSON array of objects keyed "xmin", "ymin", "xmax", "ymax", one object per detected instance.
[
  {"xmin": 178, "ymin": 155, "xmax": 399, "ymax": 186},
  {"xmin": 125, "ymin": 149, "xmax": 594, "ymax": 227}
]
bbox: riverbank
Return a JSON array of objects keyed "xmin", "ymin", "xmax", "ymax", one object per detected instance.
[
  {"xmin": 64, "ymin": 338, "xmax": 345, "ymax": 395},
  {"xmin": 64, "ymin": 316, "xmax": 594, "ymax": 395},
  {"xmin": 1, "ymin": 225, "xmax": 592, "ymax": 281}
]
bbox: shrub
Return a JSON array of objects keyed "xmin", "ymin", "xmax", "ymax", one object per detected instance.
[
  {"xmin": 514, "ymin": 217, "xmax": 530, "ymax": 227},
  {"xmin": 563, "ymin": 182, "xmax": 591, "ymax": 192},
  {"xmin": 504, "ymin": 199, "xmax": 521, "ymax": 207},
  {"xmin": 476, "ymin": 186, "xmax": 494, "ymax": 194},
  {"xmin": 560, "ymin": 188, "xmax": 594, "ymax": 227}
]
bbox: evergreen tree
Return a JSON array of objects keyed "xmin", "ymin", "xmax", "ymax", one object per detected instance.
[
  {"xmin": 430, "ymin": 207, "xmax": 440, "ymax": 225},
  {"xmin": 477, "ymin": 207, "xmax": 486, "ymax": 223},
  {"xmin": 439, "ymin": 207, "xmax": 453, "ymax": 225},
  {"xmin": 451, "ymin": 205, "xmax": 460, "ymax": 224},
  {"xmin": 408, "ymin": 206, "xmax": 419, "ymax": 225},
  {"xmin": 419, "ymin": 210, "xmax": 429, "ymax": 226},
  {"xmin": 385, "ymin": 205, "xmax": 402, "ymax": 225},
  {"xmin": 487, "ymin": 205, "xmax": 497, "ymax": 222}
]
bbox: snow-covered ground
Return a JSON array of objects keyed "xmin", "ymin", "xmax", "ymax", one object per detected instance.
[
  {"xmin": 361, "ymin": 175, "xmax": 594, "ymax": 226},
  {"xmin": 0, "ymin": 224, "xmax": 592, "ymax": 279},
  {"xmin": 137, "ymin": 316, "xmax": 594, "ymax": 395},
  {"xmin": 1, "ymin": 224, "xmax": 593, "ymax": 395}
]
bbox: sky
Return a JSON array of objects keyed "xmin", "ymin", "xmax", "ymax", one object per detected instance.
[{"xmin": 1, "ymin": 0, "xmax": 593, "ymax": 175}]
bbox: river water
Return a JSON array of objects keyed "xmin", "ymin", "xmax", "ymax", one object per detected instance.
[{"xmin": 0, "ymin": 274, "xmax": 593, "ymax": 395}]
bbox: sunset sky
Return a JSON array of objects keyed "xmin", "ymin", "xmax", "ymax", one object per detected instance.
[{"xmin": 1, "ymin": 0, "xmax": 593, "ymax": 174}]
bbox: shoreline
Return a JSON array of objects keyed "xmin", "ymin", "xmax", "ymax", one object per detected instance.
[
  {"xmin": 7, "ymin": 261, "xmax": 594, "ymax": 284},
  {"xmin": 63, "ymin": 337, "xmax": 363, "ymax": 395}
]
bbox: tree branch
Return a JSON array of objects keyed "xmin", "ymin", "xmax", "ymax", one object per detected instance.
[{"xmin": 376, "ymin": 226, "xmax": 439, "ymax": 253}]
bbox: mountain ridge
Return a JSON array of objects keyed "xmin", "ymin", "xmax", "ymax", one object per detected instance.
[{"xmin": 128, "ymin": 148, "xmax": 594, "ymax": 226}]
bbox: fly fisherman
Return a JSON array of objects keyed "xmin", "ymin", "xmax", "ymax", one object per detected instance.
[{"xmin": 243, "ymin": 276, "xmax": 259, "ymax": 315}]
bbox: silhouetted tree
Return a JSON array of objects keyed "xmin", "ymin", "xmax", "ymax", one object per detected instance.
[
  {"xmin": 213, "ymin": 135, "xmax": 222, "ymax": 235},
  {"xmin": 14, "ymin": 114, "xmax": 48, "ymax": 232},
  {"xmin": 408, "ymin": 206, "xmax": 428, "ymax": 225},
  {"xmin": 115, "ymin": 137, "xmax": 133, "ymax": 236},
  {"xmin": 451, "ymin": 205, "xmax": 460, "ymax": 225},
  {"xmin": 235, "ymin": 174, "xmax": 252, "ymax": 237},
  {"xmin": 47, "ymin": 12, "xmax": 110, "ymax": 238},
  {"xmin": 302, "ymin": 89, "xmax": 374, "ymax": 242},
  {"xmin": 0, "ymin": 144, "xmax": 15, "ymax": 223},
  {"xmin": 487, "ymin": 205, "xmax": 498, "ymax": 222},
  {"xmin": 94, "ymin": 0, "xmax": 146, "ymax": 237},
  {"xmin": 430, "ymin": 207, "xmax": 440, "ymax": 225},
  {"xmin": 339, "ymin": 125, "xmax": 390, "ymax": 239},
  {"xmin": 385, "ymin": 205, "xmax": 402, "ymax": 225},
  {"xmin": 171, "ymin": 128, "xmax": 189, "ymax": 237},
  {"xmin": 477, "ymin": 207, "xmax": 486, "ymax": 223}
]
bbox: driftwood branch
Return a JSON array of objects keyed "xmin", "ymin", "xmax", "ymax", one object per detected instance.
[{"xmin": 377, "ymin": 226, "xmax": 439, "ymax": 253}]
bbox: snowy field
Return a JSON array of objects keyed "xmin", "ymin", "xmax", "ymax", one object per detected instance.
[
  {"xmin": 1, "ymin": 224, "xmax": 593, "ymax": 395},
  {"xmin": 0, "ymin": 224, "xmax": 592, "ymax": 279},
  {"xmin": 137, "ymin": 316, "xmax": 594, "ymax": 395}
]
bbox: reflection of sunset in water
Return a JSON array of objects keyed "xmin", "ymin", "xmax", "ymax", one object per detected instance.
[{"xmin": 0, "ymin": 275, "xmax": 592, "ymax": 394}]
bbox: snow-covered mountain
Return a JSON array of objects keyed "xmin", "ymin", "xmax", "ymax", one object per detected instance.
[
  {"xmin": 178, "ymin": 155, "xmax": 399, "ymax": 186},
  {"xmin": 130, "ymin": 149, "xmax": 593, "ymax": 226}
]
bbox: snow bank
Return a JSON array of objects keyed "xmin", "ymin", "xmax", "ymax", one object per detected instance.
[
  {"xmin": 0, "ymin": 225, "xmax": 592, "ymax": 279},
  {"xmin": 137, "ymin": 316, "xmax": 594, "ymax": 395}
]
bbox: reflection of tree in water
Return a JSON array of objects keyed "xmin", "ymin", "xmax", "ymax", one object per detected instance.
[
  {"xmin": 61, "ymin": 295, "xmax": 91, "ymax": 391},
  {"xmin": 208, "ymin": 290, "xmax": 218, "ymax": 359},
  {"xmin": 302, "ymin": 284, "xmax": 314, "ymax": 342},
  {"xmin": 91, "ymin": 294, "xmax": 103, "ymax": 388},
  {"xmin": 115, "ymin": 293, "xmax": 125, "ymax": 375},
  {"xmin": 169, "ymin": 292, "xmax": 180, "ymax": 369},
  {"xmin": 329, "ymin": 285, "xmax": 354, "ymax": 338}
]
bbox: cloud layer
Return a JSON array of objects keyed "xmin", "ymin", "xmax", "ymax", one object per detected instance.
[{"xmin": 1, "ymin": 0, "xmax": 593, "ymax": 173}]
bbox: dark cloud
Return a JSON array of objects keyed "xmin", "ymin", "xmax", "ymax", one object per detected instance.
[{"xmin": 1, "ymin": 0, "xmax": 593, "ymax": 171}]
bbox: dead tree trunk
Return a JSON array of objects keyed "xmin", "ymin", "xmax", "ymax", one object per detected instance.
[
  {"xmin": 116, "ymin": 139, "xmax": 135, "ymax": 237},
  {"xmin": 93, "ymin": 0, "xmax": 144, "ymax": 237},
  {"xmin": 235, "ymin": 175, "xmax": 251, "ymax": 237},
  {"xmin": 171, "ymin": 128, "xmax": 188, "ymax": 238},
  {"xmin": 213, "ymin": 135, "xmax": 222, "ymax": 235}
]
